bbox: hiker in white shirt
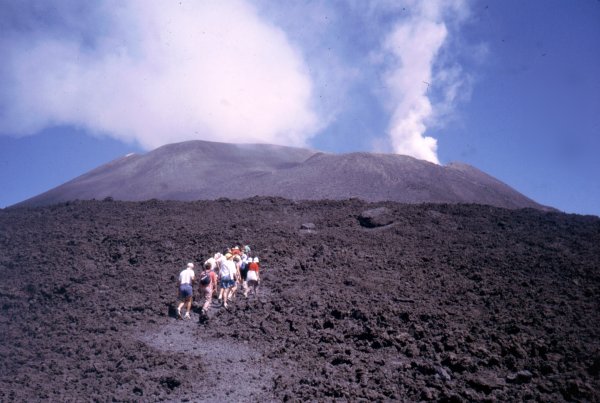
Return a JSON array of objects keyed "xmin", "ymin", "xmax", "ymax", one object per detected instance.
[{"xmin": 177, "ymin": 262, "xmax": 195, "ymax": 320}]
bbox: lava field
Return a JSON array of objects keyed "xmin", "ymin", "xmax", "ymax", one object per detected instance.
[{"xmin": 0, "ymin": 198, "xmax": 598, "ymax": 401}]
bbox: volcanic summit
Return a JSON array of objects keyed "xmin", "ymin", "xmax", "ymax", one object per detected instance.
[{"xmin": 16, "ymin": 140, "xmax": 551, "ymax": 210}]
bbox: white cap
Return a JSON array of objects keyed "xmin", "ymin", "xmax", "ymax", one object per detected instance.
[
  {"xmin": 187, "ymin": 262, "xmax": 194, "ymax": 269},
  {"xmin": 254, "ymin": 257, "xmax": 259, "ymax": 263}
]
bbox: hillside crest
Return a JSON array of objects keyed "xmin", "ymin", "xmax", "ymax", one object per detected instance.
[{"xmin": 15, "ymin": 139, "xmax": 552, "ymax": 210}]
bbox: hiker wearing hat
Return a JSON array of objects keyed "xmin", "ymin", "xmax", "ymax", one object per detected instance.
[
  {"xmin": 177, "ymin": 262, "xmax": 196, "ymax": 319},
  {"xmin": 218, "ymin": 253, "xmax": 236, "ymax": 309},
  {"xmin": 245, "ymin": 257, "xmax": 260, "ymax": 297}
]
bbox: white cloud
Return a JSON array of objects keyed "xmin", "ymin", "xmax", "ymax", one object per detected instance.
[
  {"xmin": 0, "ymin": 0, "xmax": 319, "ymax": 149},
  {"xmin": 252, "ymin": 0, "xmax": 363, "ymax": 138},
  {"xmin": 381, "ymin": 0, "xmax": 469, "ymax": 164}
]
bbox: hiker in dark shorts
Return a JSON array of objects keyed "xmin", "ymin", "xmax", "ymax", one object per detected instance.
[
  {"xmin": 218, "ymin": 253, "xmax": 236, "ymax": 308},
  {"xmin": 177, "ymin": 262, "xmax": 195, "ymax": 319},
  {"xmin": 240, "ymin": 256, "xmax": 250, "ymax": 295}
]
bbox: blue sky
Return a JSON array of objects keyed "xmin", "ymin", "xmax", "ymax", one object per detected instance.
[{"xmin": 1, "ymin": 0, "xmax": 599, "ymax": 215}]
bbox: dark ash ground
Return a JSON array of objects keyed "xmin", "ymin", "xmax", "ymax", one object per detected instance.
[{"xmin": 0, "ymin": 198, "xmax": 598, "ymax": 401}]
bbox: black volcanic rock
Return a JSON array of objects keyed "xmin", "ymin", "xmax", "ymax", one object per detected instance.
[
  {"xmin": 358, "ymin": 207, "xmax": 395, "ymax": 227},
  {"xmin": 0, "ymin": 199, "xmax": 598, "ymax": 401},
  {"xmin": 15, "ymin": 140, "xmax": 552, "ymax": 210}
]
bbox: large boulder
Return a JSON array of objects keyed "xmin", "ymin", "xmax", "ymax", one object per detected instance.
[{"xmin": 358, "ymin": 207, "xmax": 395, "ymax": 228}]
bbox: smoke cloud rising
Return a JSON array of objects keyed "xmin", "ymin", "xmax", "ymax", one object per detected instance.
[
  {"xmin": 0, "ymin": 0, "xmax": 318, "ymax": 149},
  {"xmin": 382, "ymin": 1, "xmax": 468, "ymax": 164}
]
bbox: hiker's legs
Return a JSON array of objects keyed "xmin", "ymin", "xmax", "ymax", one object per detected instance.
[
  {"xmin": 177, "ymin": 284, "xmax": 193, "ymax": 318},
  {"xmin": 247, "ymin": 280, "xmax": 258, "ymax": 296},
  {"xmin": 185, "ymin": 296, "xmax": 192, "ymax": 314},
  {"xmin": 230, "ymin": 282, "xmax": 238, "ymax": 301},
  {"xmin": 222, "ymin": 288, "xmax": 230, "ymax": 307},
  {"xmin": 202, "ymin": 287, "xmax": 212, "ymax": 313}
]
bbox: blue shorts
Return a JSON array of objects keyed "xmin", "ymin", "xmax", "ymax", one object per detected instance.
[
  {"xmin": 220, "ymin": 279, "xmax": 235, "ymax": 289},
  {"xmin": 179, "ymin": 284, "xmax": 193, "ymax": 298}
]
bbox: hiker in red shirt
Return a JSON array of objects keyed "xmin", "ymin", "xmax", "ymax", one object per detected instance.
[
  {"xmin": 199, "ymin": 261, "xmax": 217, "ymax": 316},
  {"xmin": 244, "ymin": 257, "xmax": 260, "ymax": 297}
]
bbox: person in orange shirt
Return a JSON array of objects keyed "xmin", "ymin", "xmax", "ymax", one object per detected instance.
[{"xmin": 245, "ymin": 257, "xmax": 260, "ymax": 297}]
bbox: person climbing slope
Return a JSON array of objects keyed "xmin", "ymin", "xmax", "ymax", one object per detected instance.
[
  {"xmin": 177, "ymin": 262, "xmax": 195, "ymax": 320},
  {"xmin": 216, "ymin": 252, "xmax": 227, "ymax": 302},
  {"xmin": 199, "ymin": 261, "xmax": 217, "ymax": 316},
  {"xmin": 245, "ymin": 257, "xmax": 260, "ymax": 297},
  {"xmin": 205, "ymin": 253, "xmax": 221, "ymax": 298},
  {"xmin": 218, "ymin": 253, "xmax": 236, "ymax": 309},
  {"xmin": 229, "ymin": 255, "xmax": 242, "ymax": 301},
  {"xmin": 240, "ymin": 255, "xmax": 250, "ymax": 295}
]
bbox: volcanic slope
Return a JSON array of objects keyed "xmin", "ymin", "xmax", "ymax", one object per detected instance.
[
  {"xmin": 17, "ymin": 139, "xmax": 551, "ymax": 211},
  {"xmin": 0, "ymin": 199, "xmax": 598, "ymax": 401}
]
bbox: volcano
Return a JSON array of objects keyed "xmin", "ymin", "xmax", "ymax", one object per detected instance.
[{"xmin": 15, "ymin": 140, "xmax": 552, "ymax": 210}]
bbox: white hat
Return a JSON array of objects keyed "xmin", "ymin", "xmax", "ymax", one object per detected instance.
[
  {"xmin": 187, "ymin": 262, "xmax": 194, "ymax": 269},
  {"xmin": 253, "ymin": 257, "xmax": 259, "ymax": 263}
]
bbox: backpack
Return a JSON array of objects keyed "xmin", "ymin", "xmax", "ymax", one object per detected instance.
[{"xmin": 199, "ymin": 271, "xmax": 211, "ymax": 286}]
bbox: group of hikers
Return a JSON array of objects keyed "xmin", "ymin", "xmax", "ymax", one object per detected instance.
[{"xmin": 176, "ymin": 245, "xmax": 260, "ymax": 320}]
